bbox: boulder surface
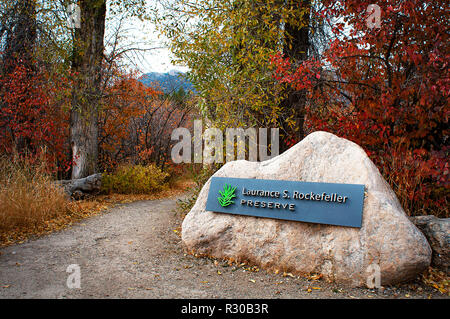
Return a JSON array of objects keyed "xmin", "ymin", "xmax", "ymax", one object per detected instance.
[
  {"xmin": 410, "ymin": 215, "xmax": 449, "ymax": 273},
  {"xmin": 182, "ymin": 131, "xmax": 431, "ymax": 286}
]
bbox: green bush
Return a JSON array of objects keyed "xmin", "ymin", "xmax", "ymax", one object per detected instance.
[{"xmin": 101, "ymin": 164, "xmax": 169, "ymax": 194}]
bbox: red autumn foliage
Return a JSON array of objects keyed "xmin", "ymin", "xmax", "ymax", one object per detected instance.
[
  {"xmin": 0, "ymin": 64, "xmax": 71, "ymax": 174},
  {"xmin": 98, "ymin": 69, "xmax": 195, "ymax": 172},
  {"xmin": 271, "ymin": 0, "xmax": 449, "ymax": 217},
  {"xmin": 0, "ymin": 61, "xmax": 194, "ymax": 178}
]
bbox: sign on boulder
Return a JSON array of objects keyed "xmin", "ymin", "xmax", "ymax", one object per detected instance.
[
  {"xmin": 206, "ymin": 177, "xmax": 365, "ymax": 228},
  {"xmin": 182, "ymin": 131, "xmax": 431, "ymax": 287}
]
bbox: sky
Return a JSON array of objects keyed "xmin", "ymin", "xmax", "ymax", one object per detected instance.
[{"xmin": 104, "ymin": 2, "xmax": 189, "ymax": 75}]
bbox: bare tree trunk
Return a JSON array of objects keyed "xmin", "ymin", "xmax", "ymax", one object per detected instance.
[
  {"xmin": 280, "ymin": 0, "xmax": 311, "ymax": 152},
  {"xmin": 70, "ymin": 0, "xmax": 106, "ymax": 179}
]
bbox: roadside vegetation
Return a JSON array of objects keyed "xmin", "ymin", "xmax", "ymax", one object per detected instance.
[
  {"xmin": 0, "ymin": 0, "xmax": 447, "ymax": 294},
  {"xmin": 0, "ymin": 154, "xmax": 193, "ymax": 247}
]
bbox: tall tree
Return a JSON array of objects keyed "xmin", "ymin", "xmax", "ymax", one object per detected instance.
[
  {"xmin": 70, "ymin": 0, "xmax": 106, "ymax": 179},
  {"xmin": 153, "ymin": 0, "xmax": 314, "ymax": 143},
  {"xmin": 279, "ymin": 0, "xmax": 311, "ymax": 151}
]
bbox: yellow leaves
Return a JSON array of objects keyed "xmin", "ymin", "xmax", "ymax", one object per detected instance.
[
  {"xmin": 243, "ymin": 265, "xmax": 260, "ymax": 273},
  {"xmin": 433, "ymin": 283, "xmax": 449, "ymax": 295},
  {"xmin": 249, "ymin": 279, "xmax": 256, "ymax": 283},
  {"xmin": 153, "ymin": 0, "xmax": 291, "ymax": 128},
  {"xmin": 306, "ymin": 286, "xmax": 321, "ymax": 293},
  {"xmin": 101, "ymin": 164, "xmax": 169, "ymax": 195},
  {"xmin": 421, "ymin": 267, "xmax": 449, "ymax": 296},
  {"xmin": 307, "ymin": 273, "xmax": 323, "ymax": 281}
]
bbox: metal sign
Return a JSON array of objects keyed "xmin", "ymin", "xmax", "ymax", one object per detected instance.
[{"xmin": 206, "ymin": 177, "xmax": 365, "ymax": 228}]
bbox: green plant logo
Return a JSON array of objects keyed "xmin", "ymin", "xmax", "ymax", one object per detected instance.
[{"xmin": 218, "ymin": 184, "xmax": 236, "ymax": 207}]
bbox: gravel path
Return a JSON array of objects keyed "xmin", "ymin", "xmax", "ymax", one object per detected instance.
[{"xmin": 0, "ymin": 195, "xmax": 446, "ymax": 299}]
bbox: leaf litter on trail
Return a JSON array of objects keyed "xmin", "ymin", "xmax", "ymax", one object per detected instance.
[{"xmin": 421, "ymin": 267, "xmax": 449, "ymax": 295}]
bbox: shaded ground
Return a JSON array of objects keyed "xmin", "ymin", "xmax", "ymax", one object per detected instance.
[{"xmin": 0, "ymin": 195, "xmax": 447, "ymax": 299}]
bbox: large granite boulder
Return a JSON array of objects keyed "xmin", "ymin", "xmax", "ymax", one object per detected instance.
[{"xmin": 182, "ymin": 131, "xmax": 431, "ymax": 286}]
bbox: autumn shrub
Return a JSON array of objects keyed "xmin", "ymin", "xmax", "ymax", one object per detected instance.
[
  {"xmin": 98, "ymin": 73, "xmax": 161, "ymax": 171},
  {"xmin": 271, "ymin": 1, "xmax": 449, "ymax": 217},
  {"xmin": 0, "ymin": 64, "xmax": 71, "ymax": 176},
  {"xmin": 101, "ymin": 164, "xmax": 169, "ymax": 194},
  {"xmin": 381, "ymin": 144, "xmax": 448, "ymax": 217},
  {"xmin": 303, "ymin": 105, "xmax": 449, "ymax": 218},
  {"xmin": 0, "ymin": 155, "xmax": 70, "ymax": 232}
]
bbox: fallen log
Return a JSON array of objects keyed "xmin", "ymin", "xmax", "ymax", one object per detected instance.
[{"xmin": 56, "ymin": 173, "xmax": 102, "ymax": 199}]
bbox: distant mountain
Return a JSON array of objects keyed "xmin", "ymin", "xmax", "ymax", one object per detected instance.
[{"xmin": 139, "ymin": 71, "xmax": 195, "ymax": 94}]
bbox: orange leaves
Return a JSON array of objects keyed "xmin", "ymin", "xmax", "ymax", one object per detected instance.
[{"xmin": 98, "ymin": 70, "xmax": 162, "ymax": 170}]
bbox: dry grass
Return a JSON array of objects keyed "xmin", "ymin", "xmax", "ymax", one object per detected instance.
[
  {"xmin": 0, "ymin": 158, "xmax": 194, "ymax": 247},
  {"xmin": 0, "ymin": 155, "xmax": 70, "ymax": 233}
]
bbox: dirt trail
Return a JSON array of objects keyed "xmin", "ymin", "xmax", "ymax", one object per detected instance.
[{"xmin": 0, "ymin": 194, "xmax": 446, "ymax": 299}]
